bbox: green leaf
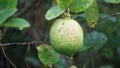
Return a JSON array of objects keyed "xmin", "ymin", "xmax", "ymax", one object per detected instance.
[
  {"xmin": 70, "ymin": 0, "xmax": 93, "ymax": 13},
  {"xmin": 56, "ymin": 0, "xmax": 74, "ymax": 9},
  {"xmin": 102, "ymin": 48, "xmax": 113, "ymax": 59},
  {"xmin": 50, "ymin": 48, "xmax": 60, "ymax": 64},
  {"xmin": 45, "ymin": 6, "xmax": 65, "ymax": 20},
  {"xmin": 25, "ymin": 57, "xmax": 41, "ymax": 66},
  {"xmin": 0, "ymin": 9, "xmax": 17, "ymax": 24},
  {"xmin": 100, "ymin": 65, "xmax": 113, "ymax": 68},
  {"xmin": 80, "ymin": 44, "xmax": 90, "ymax": 51},
  {"xmin": 80, "ymin": 31, "xmax": 108, "ymax": 51},
  {"xmin": 104, "ymin": 0, "xmax": 120, "ymax": 4},
  {"xmin": 3, "ymin": 18, "xmax": 30, "ymax": 30},
  {"xmin": 70, "ymin": 65, "xmax": 77, "ymax": 68},
  {"xmin": 37, "ymin": 44, "xmax": 60, "ymax": 65},
  {"xmin": 96, "ymin": 19, "xmax": 117, "ymax": 37},
  {"xmin": 85, "ymin": 0, "xmax": 99, "ymax": 26},
  {"xmin": 0, "ymin": 0, "xmax": 17, "ymax": 10},
  {"xmin": 54, "ymin": 59, "xmax": 67, "ymax": 68}
]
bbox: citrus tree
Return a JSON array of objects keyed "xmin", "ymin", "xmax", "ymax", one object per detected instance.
[{"xmin": 0, "ymin": 0, "xmax": 120, "ymax": 68}]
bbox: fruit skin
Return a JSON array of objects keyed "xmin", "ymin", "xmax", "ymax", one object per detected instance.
[{"xmin": 50, "ymin": 19, "xmax": 84, "ymax": 57}]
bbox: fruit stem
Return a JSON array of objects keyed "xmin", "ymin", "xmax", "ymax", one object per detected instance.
[
  {"xmin": 67, "ymin": 8, "xmax": 70, "ymax": 15},
  {"xmin": 64, "ymin": 7, "xmax": 71, "ymax": 19}
]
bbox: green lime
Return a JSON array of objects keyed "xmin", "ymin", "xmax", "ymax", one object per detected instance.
[{"xmin": 50, "ymin": 19, "xmax": 84, "ymax": 57}]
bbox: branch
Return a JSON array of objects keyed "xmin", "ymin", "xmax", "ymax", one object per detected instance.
[
  {"xmin": 0, "ymin": 46, "xmax": 17, "ymax": 68},
  {"xmin": 0, "ymin": 41, "xmax": 43, "ymax": 46},
  {"xmin": 86, "ymin": 12, "xmax": 120, "ymax": 29},
  {"xmin": 98, "ymin": 12, "xmax": 120, "ymax": 23},
  {"xmin": 13, "ymin": 0, "xmax": 39, "ymax": 17}
]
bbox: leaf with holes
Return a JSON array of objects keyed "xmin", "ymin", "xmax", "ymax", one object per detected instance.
[{"xmin": 70, "ymin": 0, "xmax": 93, "ymax": 13}]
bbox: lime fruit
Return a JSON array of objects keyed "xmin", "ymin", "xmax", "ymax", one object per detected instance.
[{"xmin": 50, "ymin": 19, "xmax": 84, "ymax": 57}]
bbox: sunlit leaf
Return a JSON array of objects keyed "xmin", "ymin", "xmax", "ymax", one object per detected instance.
[
  {"xmin": 45, "ymin": 6, "xmax": 65, "ymax": 20},
  {"xmin": 85, "ymin": 0, "xmax": 99, "ymax": 26},
  {"xmin": 56, "ymin": 0, "xmax": 74, "ymax": 9},
  {"xmin": 70, "ymin": 0, "xmax": 93, "ymax": 13},
  {"xmin": 3, "ymin": 18, "xmax": 30, "ymax": 30},
  {"xmin": 0, "ymin": 0, "xmax": 17, "ymax": 10}
]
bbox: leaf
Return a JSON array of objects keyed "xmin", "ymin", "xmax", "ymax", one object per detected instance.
[
  {"xmin": 0, "ymin": 0, "xmax": 17, "ymax": 10},
  {"xmin": 45, "ymin": 6, "xmax": 65, "ymax": 20},
  {"xmin": 50, "ymin": 48, "xmax": 60, "ymax": 64},
  {"xmin": 102, "ymin": 48, "xmax": 113, "ymax": 58},
  {"xmin": 100, "ymin": 65, "xmax": 113, "ymax": 68},
  {"xmin": 80, "ymin": 31, "xmax": 108, "ymax": 51},
  {"xmin": 0, "ymin": 0, "xmax": 17, "ymax": 24},
  {"xmin": 85, "ymin": 0, "xmax": 99, "ymax": 26},
  {"xmin": 80, "ymin": 44, "xmax": 90, "ymax": 51},
  {"xmin": 70, "ymin": 0, "xmax": 93, "ymax": 13},
  {"xmin": 104, "ymin": 0, "xmax": 120, "ymax": 4},
  {"xmin": 54, "ymin": 58, "xmax": 67, "ymax": 68},
  {"xmin": 70, "ymin": 65, "xmax": 77, "ymax": 68},
  {"xmin": 3, "ymin": 18, "xmax": 30, "ymax": 30},
  {"xmin": 56, "ymin": 0, "xmax": 74, "ymax": 9},
  {"xmin": 0, "ymin": 9, "xmax": 17, "ymax": 24},
  {"xmin": 96, "ymin": 20, "xmax": 117, "ymax": 37},
  {"xmin": 37, "ymin": 44, "xmax": 60, "ymax": 65},
  {"xmin": 25, "ymin": 57, "xmax": 41, "ymax": 66}
]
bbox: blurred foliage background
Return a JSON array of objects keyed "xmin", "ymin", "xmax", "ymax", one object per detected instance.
[{"xmin": 0, "ymin": 0, "xmax": 120, "ymax": 68}]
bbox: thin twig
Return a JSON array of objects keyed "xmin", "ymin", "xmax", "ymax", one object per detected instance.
[
  {"xmin": 98, "ymin": 12, "xmax": 120, "ymax": 23},
  {"xmin": 0, "ymin": 46, "xmax": 17, "ymax": 68},
  {"xmin": 0, "ymin": 41, "xmax": 43, "ymax": 46}
]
